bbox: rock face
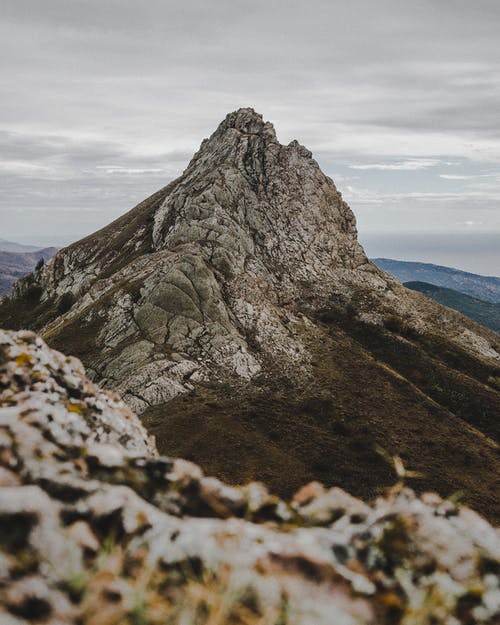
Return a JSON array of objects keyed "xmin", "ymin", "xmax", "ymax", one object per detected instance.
[
  {"xmin": 1, "ymin": 329, "xmax": 499, "ymax": 625},
  {"xmin": 0, "ymin": 108, "xmax": 499, "ymax": 519},
  {"xmin": 3, "ymin": 109, "xmax": 370, "ymax": 409}
]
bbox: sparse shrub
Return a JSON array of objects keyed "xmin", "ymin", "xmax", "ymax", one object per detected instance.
[
  {"xmin": 383, "ymin": 314, "xmax": 405, "ymax": 334},
  {"xmin": 317, "ymin": 307, "xmax": 341, "ymax": 324},
  {"xmin": 487, "ymin": 375, "xmax": 500, "ymax": 391},
  {"xmin": 57, "ymin": 292, "xmax": 75, "ymax": 314},
  {"xmin": 401, "ymin": 325, "xmax": 420, "ymax": 340},
  {"xmin": 246, "ymin": 327, "xmax": 261, "ymax": 352},
  {"xmin": 35, "ymin": 258, "xmax": 45, "ymax": 271},
  {"xmin": 26, "ymin": 284, "xmax": 43, "ymax": 303},
  {"xmin": 382, "ymin": 313, "xmax": 419, "ymax": 339}
]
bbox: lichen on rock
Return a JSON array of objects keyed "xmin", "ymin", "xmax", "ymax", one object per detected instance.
[{"xmin": 0, "ymin": 329, "xmax": 498, "ymax": 624}]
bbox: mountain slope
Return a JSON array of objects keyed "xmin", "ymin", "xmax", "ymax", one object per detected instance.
[
  {"xmin": 373, "ymin": 258, "xmax": 500, "ymax": 303},
  {"xmin": 405, "ymin": 281, "xmax": 500, "ymax": 332},
  {"xmin": 1, "ymin": 108, "xmax": 499, "ymax": 520},
  {"xmin": 0, "ymin": 247, "xmax": 57, "ymax": 295}
]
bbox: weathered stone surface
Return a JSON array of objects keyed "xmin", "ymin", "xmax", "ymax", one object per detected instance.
[{"xmin": 0, "ymin": 329, "xmax": 499, "ymax": 624}]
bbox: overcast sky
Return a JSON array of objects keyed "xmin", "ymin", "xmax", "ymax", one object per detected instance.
[{"xmin": 1, "ymin": 0, "xmax": 499, "ymax": 273}]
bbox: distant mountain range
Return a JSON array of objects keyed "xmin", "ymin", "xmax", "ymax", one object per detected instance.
[
  {"xmin": 0, "ymin": 238, "xmax": 46, "ymax": 254},
  {"xmin": 405, "ymin": 281, "xmax": 500, "ymax": 333},
  {"xmin": 372, "ymin": 258, "xmax": 500, "ymax": 303},
  {"xmin": 0, "ymin": 246, "xmax": 58, "ymax": 295}
]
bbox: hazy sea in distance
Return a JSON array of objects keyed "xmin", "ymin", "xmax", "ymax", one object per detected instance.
[{"xmin": 360, "ymin": 231, "xmax": 500, "ymax": 277}]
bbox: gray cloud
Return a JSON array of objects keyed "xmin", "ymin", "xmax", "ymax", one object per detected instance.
[{"xmin": 0, "ymin": 0, "xmax": 499, "ymax": 271}]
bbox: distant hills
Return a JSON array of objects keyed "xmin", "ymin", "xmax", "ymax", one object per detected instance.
[
  {"xmin": 0, "ymin": 246, "xmax": 58, "ymax": 295},
  {"xmin": 372, "ymin": 258, "xmax": 500, "ymax": 303},
  {"xmin": 405, "ymin": 281, "xmax": 500, "ymax": 333},
  {"xmin": 0, "ymin": 238, "xmax": 45, "ymax": 254}
]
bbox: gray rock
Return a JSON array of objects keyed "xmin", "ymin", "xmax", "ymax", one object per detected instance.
[{"xmin": 0, "ymin": 329, "xmax": 498, "ymax": 624}]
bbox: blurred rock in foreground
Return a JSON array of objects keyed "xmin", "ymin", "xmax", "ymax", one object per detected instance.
[{"xmin": 0, "ymin": 329, "xmax": 498, "ymax": 625}]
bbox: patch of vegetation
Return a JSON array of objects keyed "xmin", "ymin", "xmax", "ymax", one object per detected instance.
[
  {"xmin": 405, "ymin": 281, "xmax": 500, "ymax": 333},
  {"xmin": 487, "ymin": 375, "xmax": 500, "ymax": 391},
  {"xmin": 0, "ymin": 283, "xmax": 59, "ymax": 331},
  {"xmin": 143, "ymin": 306, "xmax": 500, "ymax": 523},
  {"xmin": 26, "ymin": 284, "xmax": 43, "ymax": 303},
  {"xmin": 77, "ymin": 541, "xmax": 287, "ymax": 625},
  {"xmin": 383, "ymin": 314, "xmax": 420, "ymax": 339},
  {"xmin": 384, "ymin": 314, "xmax": 405, "ymax": 334},
  {"xmin": 57, "ymin": 291, "xmax": 75, "ymax": 314},
  {"xmin": 47, "ymin": 312, "xmax": 108, "ymax": 363}
]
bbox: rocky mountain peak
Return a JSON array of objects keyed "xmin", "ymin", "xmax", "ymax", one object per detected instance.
[
  {"xmin": 214, "ymin": 106, "xmax": 277, "ymax": 137},
  {"xmin": 152, "ymin": 108, "xmax": 367, "ymax": 285},
  {"xmin": 1, "ymin": 110, "xmax": 499, "ymax": 519},
  {"xmin": 183, "ymin": 107, "xmax": 278, "ymax": 175}
]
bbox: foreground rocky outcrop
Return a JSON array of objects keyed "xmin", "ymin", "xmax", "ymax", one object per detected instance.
[
  {"xmin": 1, "ymin": 108, "xmax": 499, "ymax": 520},
  {"xmin": 1, "ymin": 330, "xmax": 499, "ymax": 625}
]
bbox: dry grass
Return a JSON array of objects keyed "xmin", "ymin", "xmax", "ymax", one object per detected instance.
[
  {"xmin": 77, "ymin": 544, "xmax": 287, "ymax": 625},
  {"xmin": 143, "ymin": 312, "xmax": 500, "ymax": 523}
]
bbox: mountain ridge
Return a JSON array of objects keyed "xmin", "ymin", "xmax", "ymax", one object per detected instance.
[
  {"xmin": 405, "ymin": 281, "xmax": 500, "ymax": 333},
  {"xmin": 373, "ymin": 257, "xmax": 500, "ymax": 303},
  {"xmin": 0, "ymin": 238, "xmax": 46, "ymax": 253}
]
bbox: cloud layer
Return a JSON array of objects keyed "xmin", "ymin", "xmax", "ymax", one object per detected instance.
[{"xmin": 1, "ymin": 0, "xmax": 499, "ymax": 270}]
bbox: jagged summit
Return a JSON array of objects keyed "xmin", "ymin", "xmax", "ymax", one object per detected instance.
[
  {"xmin": 185, "ymin": 108, "xmax": 312, "ymax": 188},
  {"xmin": 151, "ymin": 107, "xmax": 367, "ymax": 288},
  {"xmin": 210, "ymin": 107, "xmax": 312, "ymax": 157},
  {"xmin": 1, "ymin": 109, "xmax": 499, "ymax": 518},
  {"xmin": 214, "ymin": 107, "xmax": 277, "ymax": 135}
]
